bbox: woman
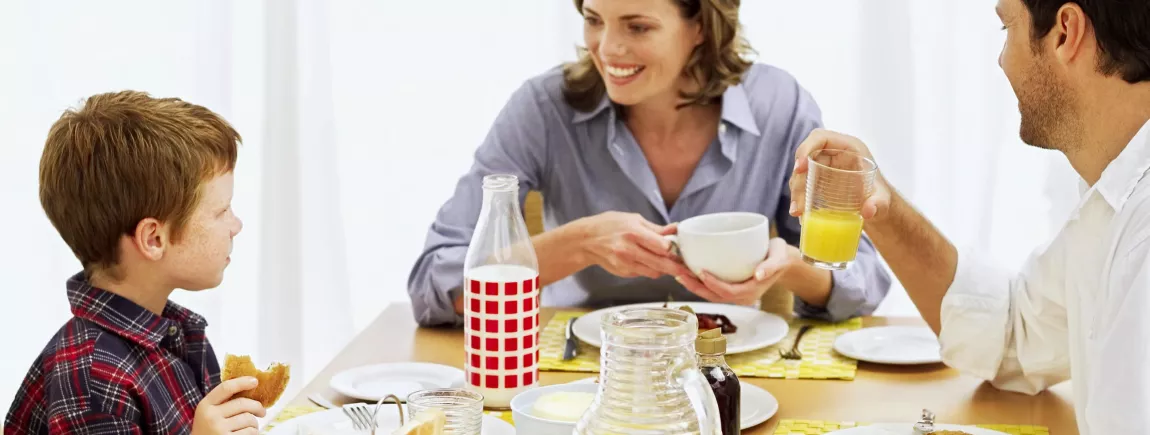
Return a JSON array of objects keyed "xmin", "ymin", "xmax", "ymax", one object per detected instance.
[{"xmin": 408, "ymin": 0, "xmax": 891, "ymax": 327}]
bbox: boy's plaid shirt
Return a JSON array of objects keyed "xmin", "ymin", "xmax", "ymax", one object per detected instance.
[{"xmin": 5, "ymin": 273, "xmax": 221, "ymax": 434}]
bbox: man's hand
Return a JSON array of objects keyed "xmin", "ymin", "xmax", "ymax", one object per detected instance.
[{"xmin": 789, "ymin": 129, "xmax": 893, "ymax": 222}]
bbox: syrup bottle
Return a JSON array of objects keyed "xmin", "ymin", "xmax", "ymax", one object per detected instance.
[{"xmin": 697, "ymin": 327, "xmax": 741, "ymax": 434}]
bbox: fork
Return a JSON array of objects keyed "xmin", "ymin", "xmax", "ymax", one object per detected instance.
[
  {"xmin": 342, "ymin": 403, "xmax": 377, "ymax": 431},
  {"xmin": 307, "ymin": 393, "xmax": 369, "ymax": 429},
  {"xmin": 346, "ymin": 394, "xmax": 405, "ymax": 434},
  {"xmin": 308, "ymin": 393, "xmax": 337, "ymax": 410},
  {"xmin": 779, "ymin": 325, "xmax": 814, "ymax": 360}
]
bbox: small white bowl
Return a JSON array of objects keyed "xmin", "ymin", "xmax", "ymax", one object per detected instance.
[{"xmin": 509, "ymin": 382, "xmax": 599, "ymax": 435}]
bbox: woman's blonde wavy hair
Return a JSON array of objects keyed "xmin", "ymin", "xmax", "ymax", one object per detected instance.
[{"xmin": 562, "ymin": 0, "xmax": 755, "ymax": 112}]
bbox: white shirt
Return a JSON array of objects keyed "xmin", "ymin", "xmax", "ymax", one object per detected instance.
[{"xmin": 939, "ymin": 119, "xmax": 1150, "ymax": 435}]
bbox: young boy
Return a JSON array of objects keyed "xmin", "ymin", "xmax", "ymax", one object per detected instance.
[{"xmin": 5, "ymin": 91, "xmax": 264, "ymax": 434}]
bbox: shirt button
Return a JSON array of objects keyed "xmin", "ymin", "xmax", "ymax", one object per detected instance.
[
  {"xmin": 719, "ymin": 124, "xmax": 727, "ymax": 134},
  {"xmin": 168, "ymin": 326, "xmax": 178, "ymax": 336}
]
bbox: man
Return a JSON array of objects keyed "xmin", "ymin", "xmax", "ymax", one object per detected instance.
[{"xmin": 788, "ymin": 0, "xmax": 1150, "ymax": 433}]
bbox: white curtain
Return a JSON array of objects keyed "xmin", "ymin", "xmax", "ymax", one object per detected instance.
[{"xmin": 0, "ymin": 0, "xmax": 1078, "ymax": 415}]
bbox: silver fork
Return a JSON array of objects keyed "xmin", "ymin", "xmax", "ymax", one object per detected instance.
[
  {"xmin": 344, "ymin": 394, "xmax": 405, "ymax": 434},
  {"xmin": 308, "ymin": 393, "xmax": 337, "ymax": 410},
  {"xmin": 779, "ymin": 325, "xmax": 814, "ymax": 360},
  {"xmin": 307, "ymin": 393, "xmax": 366, "ymax": 428},
  {"xmin": 342, "ymin": 403, "xmax": 377, "ymax": 431}
]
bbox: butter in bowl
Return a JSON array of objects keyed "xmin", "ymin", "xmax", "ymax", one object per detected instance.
[{"xmin": 509, "ymin": 382, "xmax": 598, "ymax": 434}]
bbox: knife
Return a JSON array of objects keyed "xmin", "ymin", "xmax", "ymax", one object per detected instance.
[{"xmin": 563, "ymin": 317, "xmax": 579, "ymax": 361}]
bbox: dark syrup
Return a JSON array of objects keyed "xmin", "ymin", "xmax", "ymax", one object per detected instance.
[{"xmin": 702, "ymin": 363, "xmax": 741, "ymax": 434}]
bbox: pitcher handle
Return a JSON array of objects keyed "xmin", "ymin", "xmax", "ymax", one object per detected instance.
[{"xmin": 674, "ymin": 364, "xmax": 722, "ymax": 435}]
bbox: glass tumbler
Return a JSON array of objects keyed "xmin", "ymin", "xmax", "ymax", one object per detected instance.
[
  {"xmin": 799, "ymin": 148, "xmax": 878, "ymax": 270},
  {"xmin": 406, "ymin": 388, "xmax": 484, "ymax": 435}
]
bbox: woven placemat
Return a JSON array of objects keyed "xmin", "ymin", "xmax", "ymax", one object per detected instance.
[
  {"xmin": 539, "ymin": 311, "xmax": 862, "ymax": 379},
  {"xmin": 774, "ymin": 420, "xmax": 1050, "ymax": 434}
]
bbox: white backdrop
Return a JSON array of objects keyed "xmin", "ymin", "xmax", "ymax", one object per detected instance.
[{"xmin": 0, "ymin": 0, "xmax": 1079, "ymax": 415}]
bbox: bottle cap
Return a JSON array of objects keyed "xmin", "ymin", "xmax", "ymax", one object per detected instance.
[{"xmin": 695, "ymin": 327, "xmax": 726, "ymax": 355}]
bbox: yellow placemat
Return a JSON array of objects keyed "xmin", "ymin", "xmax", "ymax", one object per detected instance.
[
  {"xmin": 264, "ymin": 405, "xmax": 516, "ymax": 432},
  {"xmin": 774, "ymin": 420, "xmax": 1049, "ymax": 434},
  {"xmin": 539, "ymin": 311, "xmax": 862, "ymax": 380},
  {"xmin": 537, "ymin": 311, "xmax": 601, "ymax": 373}
]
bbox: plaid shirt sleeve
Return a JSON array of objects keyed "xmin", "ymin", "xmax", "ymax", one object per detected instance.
[
  {"xmin": 6, "ymin": 323, "xmax": 146, "ymax": 435},
  {"xmin": 9, "ymin": 277, "xmax": 217, "ymax": 435},
  {"xmin": 45, "ymin": 335, "xmax": 146, "ymax": 435}
]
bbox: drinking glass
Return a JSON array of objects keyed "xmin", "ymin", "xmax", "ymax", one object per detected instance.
[
  {"xmin": 800, "ymin": 149, "xmax": 878, "ymax": 270},
  {"xmin": 406, "ymin": 388, "xmax": 484, "ymax": 435}
]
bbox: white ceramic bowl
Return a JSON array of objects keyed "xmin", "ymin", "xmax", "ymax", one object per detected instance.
[{"xmin": 509, "ymin": 382, "xmax": 599, "ymax": 435}]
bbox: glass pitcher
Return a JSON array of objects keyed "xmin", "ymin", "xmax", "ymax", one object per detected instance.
[{"xmin": 574, "ymin": 307, "xmax": 722, "ymax": 435}]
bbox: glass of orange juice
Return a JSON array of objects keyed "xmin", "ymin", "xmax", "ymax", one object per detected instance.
[{"xmin": 800, "ymin": 148, "xmax": 877, "ymax": 270}]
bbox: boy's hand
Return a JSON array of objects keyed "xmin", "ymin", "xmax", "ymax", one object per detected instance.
[{"xmin": 191, "ymin": 376, "xmax": 267, "ymax": 435}]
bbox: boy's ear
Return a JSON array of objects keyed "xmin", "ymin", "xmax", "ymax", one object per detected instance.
[{"xmin": 132, "ymin": 218, "xmax": 169, "ymax": 261}]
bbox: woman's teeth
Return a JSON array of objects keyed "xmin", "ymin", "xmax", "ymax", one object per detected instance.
[{"xmin": 605, "ymin": 65, "xmax": 643, "ymax": 78}]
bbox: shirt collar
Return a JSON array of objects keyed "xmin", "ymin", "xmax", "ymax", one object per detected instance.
[
  {"xmin": 66, "ymin": 272, "xmax": 208, "ymax": 350},
  {"xmin": 1086, "ymin": 119, "xmax": 1150, "ymax": 212},
  {"xmin": 571, "ymin": 93, "xmax": 613, "ymax": 124},
  {"xmin": 718, "ymin": 83, "xmax": 761, "ymax": 136},
  {"xmin": 570, "ymin": 83, "xmax": 762, "ymax": 136}
]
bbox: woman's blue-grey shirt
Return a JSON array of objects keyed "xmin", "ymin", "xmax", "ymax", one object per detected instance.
[{"xmin": 408, "ymin": 63, "xmax": 891, "ymax": 327}]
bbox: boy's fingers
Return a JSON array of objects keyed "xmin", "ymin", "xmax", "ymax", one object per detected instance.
[{"xmin": 204, "ymin": 377, "xmax": 258, "ymax": 406}]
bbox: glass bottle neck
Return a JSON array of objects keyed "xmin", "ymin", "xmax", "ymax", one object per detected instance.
[
  {"xmin": 482, "ymin": 187, "xmax": 517, "ymax": 202},
  {"xmin": 698, "ymin": 353, "xmax": 728, "ymax": 367}
]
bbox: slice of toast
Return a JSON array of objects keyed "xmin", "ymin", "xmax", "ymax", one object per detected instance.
[{"xmin": 221, "ymin": 354, "xmax": 291, "ymax": 408}]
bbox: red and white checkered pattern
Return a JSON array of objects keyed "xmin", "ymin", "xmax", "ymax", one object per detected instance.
[{"xmin": 463, "ymin": 275, "xmax": 540, "ymax": 391}]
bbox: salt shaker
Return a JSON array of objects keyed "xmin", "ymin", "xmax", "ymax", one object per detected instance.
[{"xmin": 912, "ymin": 409, "xmax": 936, "ymax": 434}]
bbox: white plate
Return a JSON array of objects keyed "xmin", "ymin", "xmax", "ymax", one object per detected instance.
[
  {"xmin": 266, "ymin": 407, "xmax": 515, "ymax": 435},
  {"xmin": 736, "ymin": 382, "xmax": 778, "ymax": 429},
  {"xmin": 572, "ymin": 302, "xmax": 789, "ymax": 355},
  {"xmin": 833, "ymin": 326, "xmax": 942, "ymax": 365},
  {"xmin": 825, "ymin": 423, "xmax": 1008, "ymax": 434},
  {"xmin": 566, "ymin": 378, "xmax": 777, "ymax": 430},
  {"xmin": 329, "ymin": 363, "xmax": 466, "ymax": 402}
]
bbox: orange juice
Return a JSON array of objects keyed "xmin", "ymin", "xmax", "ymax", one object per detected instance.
[{"xmin": 800, "ymin": 209, "xmax": 864, "ymax": 264}]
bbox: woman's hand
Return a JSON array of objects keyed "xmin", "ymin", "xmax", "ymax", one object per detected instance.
[
  {"xmin": 578, "ymin": 212, "xmax": 695, "ymax": 280},
  {"xmin": 674, "ymin": 238, "xmax": 795, "ymax": 305}
]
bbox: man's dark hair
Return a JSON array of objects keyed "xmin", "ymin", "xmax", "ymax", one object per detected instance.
[{"xmin": 1022, "ymin": 0, "xmax": 1150, "ymax": 83}]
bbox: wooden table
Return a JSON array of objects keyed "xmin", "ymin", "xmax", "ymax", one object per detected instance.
[{"xmin": 284, "ymin": 304, "xmax": 1078, "ymax": 434}]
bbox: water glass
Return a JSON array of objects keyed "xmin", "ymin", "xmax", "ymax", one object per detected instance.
[{"xmin": 406, "ymin": 388, "xmax": 484, "ymax": 435}]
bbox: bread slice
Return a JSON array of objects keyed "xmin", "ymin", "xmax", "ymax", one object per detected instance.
[
  {"xmin": 221, "ymin": 354, "xmax": 291, "ymax": 408},
  {"xmin": 390, "ymin": 408, "xmax": 445, "ymax": 435}
]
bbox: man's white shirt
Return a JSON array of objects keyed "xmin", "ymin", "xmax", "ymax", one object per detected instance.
[{"xmin": 939, "ymin": 119, "xmax": 1150, "ymax": 434}]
